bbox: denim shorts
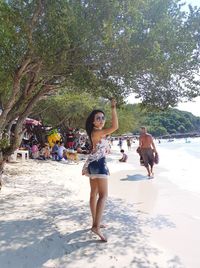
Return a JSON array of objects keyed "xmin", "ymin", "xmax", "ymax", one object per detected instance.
[{"xmin": 88, "ymin": 157, "xmax": 109, "ymax": 179}]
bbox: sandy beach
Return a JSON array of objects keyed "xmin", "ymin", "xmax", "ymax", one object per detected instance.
[{"xmin": 1, "ymin": 141, "xmax": 200, "ymax": 268}]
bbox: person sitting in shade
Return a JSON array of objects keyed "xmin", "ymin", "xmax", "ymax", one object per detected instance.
[
  {"xmin": 57, "ymin": 142, "xmax": 67, "ymax": 160},
  {"xmin": 40, "ymin": 143, "xmax": 51, "ymax": 160},
  {"xmin": 52, "ymin": 140, "xmax": 59, "ymax": 160},
  {"xmin": 31, "ymin": 142, "xmax": 40, "ymax": 159},
  {"xmin": 119, "ymin": 149, "xmax": 128, "ymax": 162}
]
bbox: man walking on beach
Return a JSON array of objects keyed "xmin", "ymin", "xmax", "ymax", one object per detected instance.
[{"xmin": 139, "ymin": 126, "xmax": 157, "ymax": 178}]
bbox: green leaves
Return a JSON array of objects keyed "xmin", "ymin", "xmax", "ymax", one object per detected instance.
[
  {"xmin": 32, "ymin": 92, "xmax": 99, "ymax": 129},
  {"xmin": 1, "ymin": 0, "xmax": 200, "ymax": 116},
  {"xmin": 139, "ymin": 106, "xmax": 200, "ymax": 136},
  {"xmin": 0, "ymin": 137, "xmax": 10, "ymax": 151}
]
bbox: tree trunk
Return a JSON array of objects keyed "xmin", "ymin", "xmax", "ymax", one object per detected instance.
[{"xmin": 0, "ymin": 153, "xmax": 6, "ymax": 191}]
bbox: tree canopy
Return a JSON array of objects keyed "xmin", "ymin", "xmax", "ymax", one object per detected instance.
[
  {"xmin": 0, "ymin": 0, "xmax": 200, "ymax": 177},
  {"xmin": 32, "ymin": 92, "xmax": 137, "ymax": 135}
]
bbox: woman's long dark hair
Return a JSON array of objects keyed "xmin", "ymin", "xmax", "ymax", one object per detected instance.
[{"xmin": 85, "ymin": 109, "xmax": 105, "ymax": 146}]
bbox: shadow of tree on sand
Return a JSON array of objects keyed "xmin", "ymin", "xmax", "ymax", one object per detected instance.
[
  {"xmin": 0, "ymin": 161, "xmax": 183, "ymax": 268},
  {"xmin": 1, "ymin": 192, "xmax": 183, "ymax": 268}
]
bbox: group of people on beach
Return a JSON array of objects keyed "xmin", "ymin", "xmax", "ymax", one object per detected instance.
[
  {"xmin": 27, "ymin": 141, "xmax": 68, "ymax": 161},
  {"xmin": 118, "ymin": 136, "xmax": 134, "ymax": 151},
  {"xmin": 19, "ymin": 133, "xmax": 91, "ymax": 161},
  {"xmin": 82, "ymin": 99, "xmax": 158, "ymax": 242}
]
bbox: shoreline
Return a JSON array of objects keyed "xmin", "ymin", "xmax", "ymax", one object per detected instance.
[
  {"xmin": 109, "ymin": 144, "xmax": 200, "ymax": 268},
  {"xmin": 0, "ymin": 144, "xmax": 200, "ymax": 267}
]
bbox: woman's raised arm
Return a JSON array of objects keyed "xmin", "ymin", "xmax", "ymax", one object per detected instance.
[{"xmin": 102, "ymin": 99, "xmax": 118, "ymax": 136}]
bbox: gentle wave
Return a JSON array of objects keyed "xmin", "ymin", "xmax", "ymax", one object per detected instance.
[{"xmin": 157, "ymin": 138, "xmax": 200, "ymax": 194}]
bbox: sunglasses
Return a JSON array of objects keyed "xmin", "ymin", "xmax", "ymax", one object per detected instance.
[{"xmin": 95, "ymin": 115, "xmax": 106, "ymax": 121}]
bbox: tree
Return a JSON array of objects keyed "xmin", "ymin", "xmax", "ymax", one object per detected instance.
[
  {"xmin": 148, "ymin": 126, "xmax": 168, "ymax": 137},
  {"xmin": 0, "ymin": 0, "xmax": 132, "ymax": 181},
  {"xmin": 177, "ymin": 125, "xmax": 186, "ymax": 133},
  {"xmin": 32, "ymin": 92, "xmax": 137, "ymax": 136},
  {"xmin": 137, "ymin": 107, "xmax": 200, "ymax": 136},
  {"xmin": 1, "ymin": 0, "xmax": 200, "ymax": 187},
  {"xmin": 131, "ymin": 1, "xmax": 200, "ymax": 109},
  {"xmin": 31, "ymin": 92, "xmax": 99, "ymax": 133},
  {"xmin": 112, "ymin": 105, "xmax": 138, "ymax": 135}
]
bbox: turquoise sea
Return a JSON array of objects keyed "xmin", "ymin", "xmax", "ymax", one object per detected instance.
[
  {"xmin": 158, "ymin": 137, "xmax": 200, "ymax": 158},
  {"xmin": 156, "ymin": 137, "xmax": 200, "ymax": 195}
]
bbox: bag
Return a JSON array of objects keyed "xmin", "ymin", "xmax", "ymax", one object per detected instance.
[
  {"xmin": 136, "ymin": 147, "xmax": 141, "ymax": 154},
  {"xmin": 154, "ymin": 152, "xmax": 159, "ymax": 164},
  {"xmin": 140, "ymin": 156, "xmax": 144, "ymax": 166}
]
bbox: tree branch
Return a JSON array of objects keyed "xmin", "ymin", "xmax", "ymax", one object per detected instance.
[
  {"xmin": 23, "ymin": 62, "xmax": 42, "ymax": 96},
  {"xmin": 28, "ymin": 0, "xmax": 43, "ymax": 45},
  {"xmin": 0, "ymin": 57, "xmax": 31, "ymax": 130}
]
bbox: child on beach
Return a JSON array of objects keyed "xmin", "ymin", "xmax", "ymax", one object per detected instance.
[
  {"xmin": 52, "ymin": 141, "xmax": 59, "ymax": 160},
  {"xmin": 31, "ymin": 142, "xmax": 39, "ymax": 159},
  {"xmin": 57, "ymin": 142, "xmax": 67, "ymax": 160},
  {"xmin": 119, "ymin": 149, "xmax": 128, "ymax": 162},
  {"xmin": 40, "ymin": 143, "xmax": 51, "ymax": 160},
  {"xmin": 82, "ymin": 99, "xmax": 118, "ymax": 242}
]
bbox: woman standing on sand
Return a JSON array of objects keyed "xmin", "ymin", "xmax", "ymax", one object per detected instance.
[{"xmin": 82, "ymin": 99, "xmax": 118, "ymax": 242}]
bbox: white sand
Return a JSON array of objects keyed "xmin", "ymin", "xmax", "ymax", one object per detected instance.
[{"xmin": 1, "ymin": 143, "xmax": 200, "ymax": 268}]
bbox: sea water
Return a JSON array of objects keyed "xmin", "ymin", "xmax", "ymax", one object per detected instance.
[{"xmin": 156, "ymin": 137, "xmax": 200, "ymax": 195}]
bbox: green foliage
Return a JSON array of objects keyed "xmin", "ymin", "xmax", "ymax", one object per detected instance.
[
  {"xmin": 106, "ymin": 105, "xmax": 137, "ymax": 135},
  {"xmin": 137, "ymin": 106, "xmax": 200, "ymax": 136},
  {"xmin": 33, "ymin": 97, "xmax": 200, "ymax": 137},
  {"xmin": 32, "ymin": 92, "xmax": 100, "ymax": 130},
  {"xmin": 1, "ymin": 0, "xmax": 200, "ymax": 111},
  {"xmin": 47, "ymin": 129, "xmax": 59, "ymax": 136},
  {"xmin": 148, "ymin": 126, "xmax": 168, "ymax": 136},
  {"xmin": 0, "ymin": 137, "xmax": 10, "ymax": 150},
  {"xmin": 32, "ymin": 92, "xmax": 137, "ymax": 134},
  {"xmin": 1, "ymin": 0, "xmax": 200, "ymax": 182}
]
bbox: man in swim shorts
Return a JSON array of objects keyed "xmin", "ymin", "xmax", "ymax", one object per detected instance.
[{"xmin": 139, "ymin": 126, "xmax": 157, "ymax": 178}]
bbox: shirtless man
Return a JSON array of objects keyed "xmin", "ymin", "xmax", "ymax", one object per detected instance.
[{"xmin": 139, "ymin": 126, "xmax": 157, "ymax": 177}]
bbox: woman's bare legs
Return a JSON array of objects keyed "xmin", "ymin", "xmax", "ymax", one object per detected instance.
[
  {"xmin": 89, "ymin": 178, "xmax": 98, "ymax": 226},
  {"xmin": 90, "ymin": 178, "xmax": 108, "ymax": 241}
]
